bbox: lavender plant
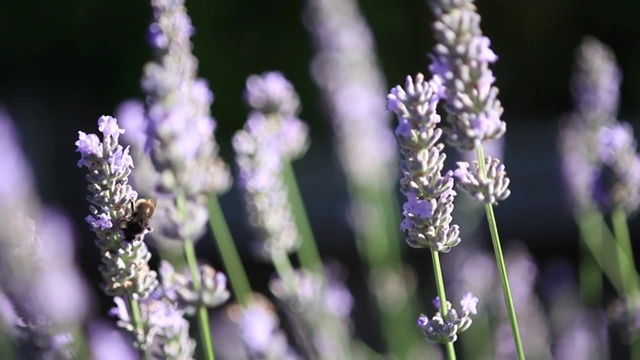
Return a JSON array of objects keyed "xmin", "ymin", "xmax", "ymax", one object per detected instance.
[
  {"xmin": 558, "ymin": 37, "xmax": 640, "ymax": 355},
  {"xmin": 76, "ymin": 115, "xmax": 159, "ymax": 353},
  {"xmin": 0, "ymin": 111, "xmax": 90, "ymax": 359},
  {"xmin": 388, "ymin": 74, "xmax": 474, "ymax": 358},
  {"xmin": 303, "ymin": 0, "xmax": 423, "ymax": 356},
  {"xmin": 427, "ymin": 0, "xmax": 521, "ymax": 356}
]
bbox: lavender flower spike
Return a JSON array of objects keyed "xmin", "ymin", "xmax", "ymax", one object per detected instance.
[
  {"xmin": 234, "ymin": 72, "xmax": 309, "ymax": 257},
  {"xmin": 454, "ymin": 156, "xmax": 511, "ymax": 205},
  {"xmin": 76, "ymin": 115, "xmax": 158, "ymax": 299},
  {"xmin": 143, "ymin": 0, "xmax": 231, "ymax": 243},
  {"xmin": 387, "ymin": 73, "xmax": 461, "ymax": 252},
  {"xmin": 417, "ymin": 293, "xmax": 479, "ymax": 343},
  {"xmin": 429, "ymin": 0, "xmax": 506, "ymax": 150}
]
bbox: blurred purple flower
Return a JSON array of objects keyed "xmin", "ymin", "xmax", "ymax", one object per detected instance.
[
  {"xmin": 139, "ymin": 0, "xmax": 231, "ymax": 244},
  {"xmin": 304, "ymin": 0, "xmax": 397, "ymax": 188},
  {"xmin": 234, "ymin": 72, "xmax": 308, "ymax": 257},
  {"xmin": 428, "ymin": 0, "xmax": 506, "ymax": 150}
]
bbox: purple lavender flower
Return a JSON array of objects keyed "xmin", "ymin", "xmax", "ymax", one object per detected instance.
[
  {"xmin": 387, "ymin": 74, "xmax": 461, "ymax": 252},
  {"xmin": 303, "ymin": 0, "xmax": 398, "ymax": 188},
  {"xmin": 141, "ymin": 0, "xmax": 231, "ymax": 244},
  {"xmin": 559, "ymin": 37, "xmax": 622, "ymax": 211},
  {"xmin": 571, "ymin": 36, "xmax": 621, "ymax": 121},
  {"xmin": 417, "ymin": 293, "xmax": 478, "ymax": 343},
  {"xmin": 269, "ymin": 268, "xmax": 354, "ymax": 359},
  {"xmin": 234, "ymin": 72, "xmax": 309, "ymax": 257},
  {"xmin": 0, "ymin": 111, "xmax": 89, "ymax": 358},
  {"xmin": 76, "ymin": 115, "xmax": 158, "ymax": 299},
  {"xmin": 428, "ymin": 0, "xmax": 506, "ymax": 151},
  {"xmin": 591, "ymin": 122, "xmax": 640, "ymax": 214},
  {"xmin": 88, "ymin": 321, "xmax": 139, "ymax": 360},
  {"xmin": 111, "ymin": 289, "xmax": 196, "ymax": 358},
  {"xmin": 158, "ymin": 260, "xmax": 230, "ymax": 315},
  {"xmin": 454, "ymin": 156, "xmax": 511, "ymax": 205},
  {"xmin": 238, "ymin": 295, "xmax": 301, "ymax": 360}
]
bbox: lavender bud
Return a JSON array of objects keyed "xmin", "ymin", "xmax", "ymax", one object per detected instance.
[
  {"xmin": 389, "ymin": 74, "xmax": 461, "ymax": 252},
  {"xmin": 454, "ymin": 156, "xmax": 511, "ymax": 204},
  {"xmin": 428, "ymin": 0, "xmax": 506, "ymax": 150},
  {"xmin": 76, "ymin": 116, "xmax": 158, "ymax": 299},
  {"xmin": 417, "ymin": 293, "xmax": 479, "ymax": 343},
  {"xmin": 159, "ymin": 260, "xmax": 230, "ymax": 315}
]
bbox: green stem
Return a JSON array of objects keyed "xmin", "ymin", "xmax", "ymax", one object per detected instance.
[
  {"xmin": 431, "ymin": 249, "xmax": 456, "ymax": 360},
  {"xmin": 283, "ymin": 161, "xmax": 323, "ymax": 273},
  {"xmin": 182, "ymin": 214, "xmax": 215, "ymax": 360},
  {"xmin": 207, "ymin": 196, "xmax": 252, "ymax": 307},
  {"xmin": 578, "ymin": 229, "xmax": 602, "ymax": 307},
  {"xmin": 610, "ymin": 207, "xmax": 640, "ymax": 356},
  {"xmin": 128, "ymin": 296, "xmax": 147, "ymax": 360},
  {"xmin": 578, "ymin": 209, "xmax": 625, "ymax": 294},
  {"xmin": 475, "ymin": 145, "xmax": 525, "ymax": 360}
]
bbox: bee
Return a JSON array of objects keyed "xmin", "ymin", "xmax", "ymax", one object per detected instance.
[{"xmin": 119, "ymin": 198, "xmax": 157, "ymax": 241}]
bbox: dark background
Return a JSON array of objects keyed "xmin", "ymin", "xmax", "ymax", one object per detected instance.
[{"xmin": 1, "ymin": 0, "xmax": 640, "ymax": 353}]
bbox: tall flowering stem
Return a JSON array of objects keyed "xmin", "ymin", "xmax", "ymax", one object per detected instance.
[
  {"xmin": 428, "ymin": 0, "xmax": 522, "ymax": 357},
  {"xmin": 303, "ymin": 0, "xmax": 424, "ymax": 355},
  {"xmin": 76, "ymin": 116, "xmax": 158, "ymax": 357},
  {"xmin": 388, "ymin": 74, "xmax": 477, "ymax": 359},
  {"xmin": 139, "ymin": 0, "xmax": 242, "ymax": 358}
]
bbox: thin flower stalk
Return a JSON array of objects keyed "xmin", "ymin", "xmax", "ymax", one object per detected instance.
[
  {"xmin": 303, "ymin": 0, "xmax": 421, "ymax": 355},
  {"xmin": 0, "ymin": 112, "xmax": 90, "ymax": 359},
  {"xmin": 428, "ymin": 0, "xmax": 522, "ymax": 356}
]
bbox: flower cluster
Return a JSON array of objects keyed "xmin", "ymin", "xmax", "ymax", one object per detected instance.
[
  {"xmin": 233, "ymin": 72, "xmax": 309, "ymax": 257},
  {"xmin": 387, "ymin": 73, "xmax": 461, "ymax": 252},
  {"xmin": 454, "ymin": 156, "xmax": 511, "ymax": 205},
  {"xmin": 417, "ymin": 293, "xmax": 479, "ymax": 343},
  {"xmin": 159, "ymin": 260, "xmax": 230, "ymax": 315},
  {"xmin": 111, "ymin": 290, "xmax": 196, "ymax": 358},
  {"xmin": 76, "ymin": 116, "xmax": 158, "ymax": 299},
  {"xmin": 428, "ymin": 0, "xmax": 506, "ymax": 151},
  {"xmin": 142, "ymin": 0, "xmax": 231, "ymax": 243},
  {"xmin": 559, "ymin": 37, "xmax": 640, "ymax": 214}
]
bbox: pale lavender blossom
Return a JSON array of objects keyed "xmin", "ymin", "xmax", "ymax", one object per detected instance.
[
  {"xmin": 110, "ymin": 289, "xmax": 196, "ymax": 358},
  {"xmin": 234, "ymin": 72, "xmax": 309, "ymax": 257},
  {"xmin": 417, "ymin": 293, "xmax": 478, "ymax": 343},
  {"xmin": 428, "ymin": 0, "xmax": 506, "ymax": 151},
  {"xmin": 303, "ymin": 0, "xmax": 397, "ymax": 188},
  {"xmin": 387, "ymin": 74, "xmax": 461, "ymax": 252},
  {"xmin": 269, "ymin": 268, "xmax": 354, "ymax": 359},
  {"xmin": 559, "ymin": 37, "xmax": 622, "ymax": 211},
  {"xmin": 238, "ymin": 295, "xmax": 300, "ymax": 360},
  {"xmin": 159, "ymin": 260, "xmax": 230, "ymax": 315},
  {"xmin": 141, "ymin": 0, "xmax": 231, "ymax": 244},
  {"xmin": 454, "ymin": 156, "xmax": 511, "ymax": 205},
  {"xmin": 0, "ymin": 111, "xmax": 89, "ymax": 358}
]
